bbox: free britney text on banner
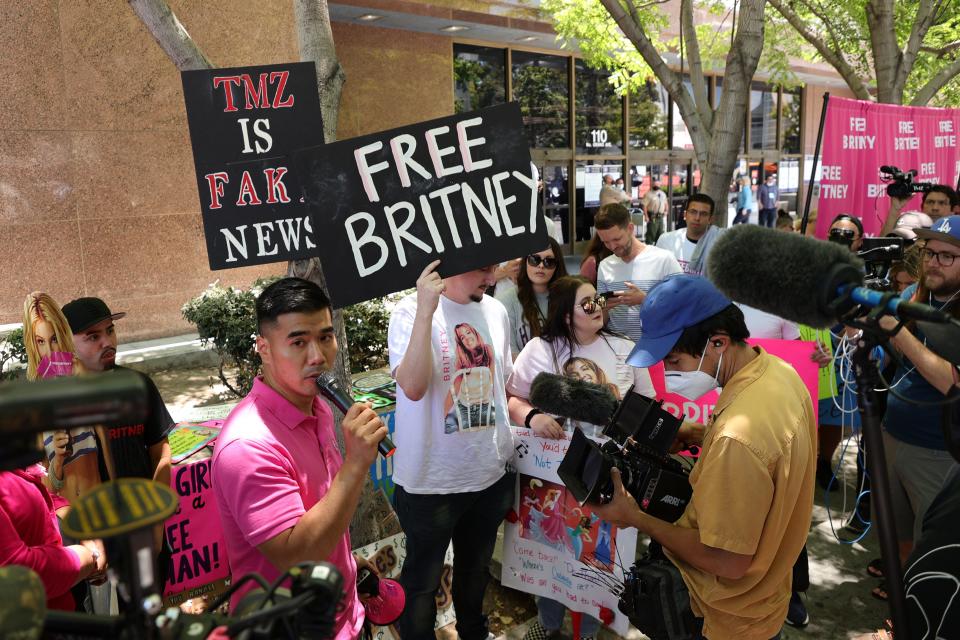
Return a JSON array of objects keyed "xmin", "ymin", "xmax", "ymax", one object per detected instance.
[
  {"xmin": 293, "ymin": 102, "xmax": 544, "ymax": 308},
  {"xmin": 815, "ymin": 97, "xmax": 960, "ymax": 238}
]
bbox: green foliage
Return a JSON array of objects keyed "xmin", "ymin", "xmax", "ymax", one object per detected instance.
[
  {"xmin": 183, "ymin": 278, "xmax": 399, "ymax": 398},
  {"xmin": 454, "ymin": 56, "xmax": 504, "ymax": 113},
  {"xmin": 0, "ymin": 328, "xmax": 26, "ymax": 382},
  {"xmin": 182, "ymin": 278, "xmax": 277, "ymax": 398},
  {"xmin": 344, "ymin": 296, "xmax": 402, "ymax": 374}
]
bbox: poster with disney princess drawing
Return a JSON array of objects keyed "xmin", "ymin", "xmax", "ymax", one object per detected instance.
[{"xmin": 501, "ymin": 427, "xmax": 638, "ymax": 635}]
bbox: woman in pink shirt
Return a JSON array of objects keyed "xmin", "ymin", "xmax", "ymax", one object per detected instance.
[{"xmin": 0, "ymin": 465, "xmax": 103, "ymax": 610}]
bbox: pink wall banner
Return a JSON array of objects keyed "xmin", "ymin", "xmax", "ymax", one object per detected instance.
[
  {"xmin": 649, "ymin": 339, "xmax": 820, "ymax": 426},
  {"xmin": 815, "ymin": 97, "xmax": 960, "ymax": 239}
]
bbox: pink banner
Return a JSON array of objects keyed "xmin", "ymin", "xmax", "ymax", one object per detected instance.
[
  {"xmin": 164, "ymin": 454, "xmax": 229, "ymax": 598},
  {"xmin": 815, "ymin": 97, "xmax": 960, "ymax": 238},
  {"xmin": 649, "ymin": 339, "xmax": 820, "ymax": 426}
]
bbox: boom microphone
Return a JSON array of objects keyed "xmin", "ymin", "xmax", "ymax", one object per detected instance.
[
  {"xmin": 316, "ymin": 372, "xmax": 396, "ymax": 458},
  {"xmin": 528, "ymin": 372, "xmax": 619, "ymax": 426},
  {"xmin": 707, "ymin": 225, "xmax": 953, "ymax": 327}
]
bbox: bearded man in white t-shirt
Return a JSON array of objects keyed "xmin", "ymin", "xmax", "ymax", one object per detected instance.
[
  {"xmin": 595, "ymin": 204, "xmax": 682, "ymax": 341},
  {"xmin": 388, "ymin": 260, "xmax": 516, "ymax": 640},
  {"xmin": 656, "ymin": 194, "xmax": 716, "ymax": 275}
]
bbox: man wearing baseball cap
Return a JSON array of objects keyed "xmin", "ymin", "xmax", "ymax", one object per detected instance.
[
  {"xmin": 871, "ymin": 215, "xmax": 960, "ymax": 593},
  {"xmin": 61, "ymin": 297, "xmax": 173, "ymax": 501},
  {"xmin": 593, "ymin": 275, "xmax": 816, "ymax": 639}
]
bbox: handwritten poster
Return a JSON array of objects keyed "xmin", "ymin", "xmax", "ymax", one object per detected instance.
[
  {"xmin": 501, "ymin": 426, "xmax": 637, "ymax": 636},
  {"xmin": 353, "ymin": 533, "xmax": 457, "ymax": 638},
  {"xmin": 164, "ymin": 455, "xmax": 229, "ymax": 600},
  {"xmin": 649, "ymin": 338, "xmax": 821, "ymax": 426}
]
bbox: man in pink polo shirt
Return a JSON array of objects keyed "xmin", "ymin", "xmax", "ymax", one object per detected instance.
[{"xmin": 212, "ymin": 277, "xmax": 387, "ymax": 639}]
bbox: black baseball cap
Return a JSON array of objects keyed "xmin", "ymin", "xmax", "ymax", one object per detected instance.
[{"xmin": 62, "ymin": 297, "xmax": 127, "ymax": 334}]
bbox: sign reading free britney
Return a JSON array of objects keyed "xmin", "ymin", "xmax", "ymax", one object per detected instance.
[
  {"xmin": 815, "ymin": 97, "xmax": 960, "ymax": 238},
  {"xmin": 293, "ymin": 102, "xmax": 544, "ymax": 308}
]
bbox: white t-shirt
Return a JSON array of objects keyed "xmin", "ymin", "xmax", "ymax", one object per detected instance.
[
  {"xmin": 597, "ymin": 246, "xmax": 683, "ymax": 341},
  {"xmin": 507, "ymin": 335, "xmax": 655, "ymax": 437},
  {"xmin": 656, "ymin": 229, "xmax": 699, "ymax": 274},
  {"xmin": 388, "ymin": 293, "xmax": 514, "ymax": 494},
  {"xmin": 736, "ymin": 303, "xmax": 800, "ymax": 340}
]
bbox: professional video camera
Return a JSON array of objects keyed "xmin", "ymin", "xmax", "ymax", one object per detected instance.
[
  {"xmin": 857, "ymin": 236, "xmax": 906, "ymax": 291},
  {"xmin": 529, "ymin": 374, "xmax": 694, "ymax": 523},
  {"xmin": 0, "ymin": 373, "xmax": 343, "ymax": 639},
  {"xmin": 881, "ymin": 165, "xmax": 932, "ymax": 199}
]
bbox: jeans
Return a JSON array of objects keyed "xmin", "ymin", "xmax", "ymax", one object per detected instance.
[
  {"xmin": 732, "ymin": 208, "xmax": 750, "ymax": 224},
  {"xmin": 645, "ymin": 215, "xmax": 664, "ymax": 244},
  {"xmin": 759, "ymin": 208, "xmax": 776, "ymax": 227},
  {"xmin": 393, "ymin": 471, "xmax": 516, "ymax": 640},
  {"xmin": 536, "ymin": 596, "xmax": 601, "ymax": 636}
]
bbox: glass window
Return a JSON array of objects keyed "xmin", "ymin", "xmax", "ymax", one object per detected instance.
[
  {"xmin": 512, "ymin": 51, "xmax": 570, "ymax": 148},
  {"xmin": 628, "ymin": 79, "xmax": 668, "ymax": 150},
  {"xmin": 574, "ymin": 60, "xmax": 623, "ymax": 155},
  {"xmin": 453, "ymin": 44, "xmax": 506, "ymax": 114},
  {"xmin": 781, "ymin": 89, "xmax": 801, "ymax": 154},
  {"xmin": 750, "ymin": 82, "xmax": 778, "ymax": 150},
  {"xmin": 541, "ymin": 163, "xmax": 570, "ymax": 245}
]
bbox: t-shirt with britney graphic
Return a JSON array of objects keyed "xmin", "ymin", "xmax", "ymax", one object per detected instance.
[
  {"xmin": 507, "ymin": 334, "xmax": 656, "ymax": 437},
  {"xmin": 388, "ymin": 293, "xmax": 514, "ymax": 494}
]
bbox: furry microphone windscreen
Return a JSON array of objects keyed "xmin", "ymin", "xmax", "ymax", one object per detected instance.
[
  {"xmin": 707, "ymin": 225, "xmax": 864, "ymax": 328},
  {"xmin": 529, "ymin": 372, "xmax": 619, "ymax": 426}
]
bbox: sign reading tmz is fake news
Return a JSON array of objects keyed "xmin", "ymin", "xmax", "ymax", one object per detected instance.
[
  {"xmin": 181, "ymin": 62, "xmax": 325, "ymax": 270},
  {"xmin": 293, "ymin": 102, "xmax": 544, "ymax": 308}
]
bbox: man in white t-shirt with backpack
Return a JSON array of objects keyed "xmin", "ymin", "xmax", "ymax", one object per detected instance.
[
  {"xmin": 388, "ymin": 260, "xmax": 516, "ymax": 640},
  {"xmin": 656, "ymin": 194, "xmax": 717, "ymax": 275},
  {"xmin": 595, "ymin": 204, "xmax": 682, "ymax": 341}
]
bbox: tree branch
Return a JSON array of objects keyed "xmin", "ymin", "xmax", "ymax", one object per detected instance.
[
  {"xmin": 680, "ymin": 0, "xmax": 713, "ymax": 132},
  {"xmin": 768, "ymin": 0, "xmax": 873, "ymax": 100},
  {"xmin": 127, "ymin": 0, "xmax": 212, "ymax": 70},
  {"xmin": 293, "ymin": 0, "xmax": 346, "ymax": 145},
  {"xmin": 866, "ymin": 0, "xmax": 901, "ymax": 102},
  {"xmin": 920, "ymin": 40, "xmax": 960, "ymax": 56},
  {"xmin": 795, "ymin": 0, "xmax": 847, "ymax": 59},
  {"xmin": 598, "ymin": 0, "xmax": 708, "ymax": 154},
  {"xmin": 894, "ymin": 0, "xmax": 944, "ymax": 100},
  {"xmin": 911, "ymin": 53, "xmax": 960, "ymax": 104}
]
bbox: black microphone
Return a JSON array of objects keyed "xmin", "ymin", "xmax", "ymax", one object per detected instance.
[
  {"xmin": 707, "ymin": 225, "xmax": 953, "ymax": 328},
  {"xmin": 528, "ymin": 372, "xmax": 619, "ymax": 425},
  {"xmin": 316, "ymin": 372, "xmax": 396, "ymax": 458}
]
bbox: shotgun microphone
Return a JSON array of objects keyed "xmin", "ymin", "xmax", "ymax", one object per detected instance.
[{"xmin": 316, "ymin": 372, "xmax": 396, "ymax": 458}]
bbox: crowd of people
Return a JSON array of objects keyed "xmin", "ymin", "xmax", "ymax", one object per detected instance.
[{"xmin": 5, "ymin": 177, "xmax": 960, "ymax": 640}]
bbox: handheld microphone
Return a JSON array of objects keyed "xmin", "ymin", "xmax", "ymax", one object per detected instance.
[
  {"xmin": 707, "ymin": 225, "xmax": 953, "ymax": 327},
  {"xmin": 316, "ymin": 372, "xmax": 396, "ymax": 458},
  {"xmin": 529, "ymin": 372, "xmax": 619, "ymax": 425}
]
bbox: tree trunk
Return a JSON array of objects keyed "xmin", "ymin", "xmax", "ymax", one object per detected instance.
[
  {"xmin": 866, "ymin": 0, "xmax": 901, "ymax": 103},
  {"xmin": 289, "ymin": 0, "xmax": 396, "ymax": 547},
  {"xmin": 698, "ymin": 0, "xmax": 766, "ymax": 220},
  {"xmin": 129, "ymin": 0, "xmax": 395, "ymax": 546}
]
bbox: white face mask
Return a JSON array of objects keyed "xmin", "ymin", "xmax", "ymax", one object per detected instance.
[{"xmin": 664, "ymin": 341, "xmax": 723, "ymax": 400}]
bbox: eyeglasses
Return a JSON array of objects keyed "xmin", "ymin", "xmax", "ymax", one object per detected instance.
[
  {"xmin": 526, "ymin": 254, "xmax": 558, "ymax": 269},
  {"xmin": 685, "ymin": 208, "xmax": 712, "ymax": 219},
  {"xmin": 828, "ymin": 228, "xmax": 856, "ymax": 240},
  {"xmin": 578, "ymin": 296, "xmax": 606, "ymax": 314},
  {"xmin": 921, "ymin": 248, "xmax": 959, "ymax": 266}
]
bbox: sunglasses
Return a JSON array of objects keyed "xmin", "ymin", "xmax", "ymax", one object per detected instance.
[
  {"xmin": 526, "ymin": 254, "xmax": 559, "ymax": 269},
  {"xmin": 579, "ymin": 296, "xmax": 606, "ymax": 314}
]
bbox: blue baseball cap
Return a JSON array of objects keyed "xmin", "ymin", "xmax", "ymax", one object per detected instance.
[
  {"xmin": 627, "ymin": 274, "xmax": 733, "ymax": 367},
  {"xmin": 915, "ymin": 215, "xmax": 960, "ymax": 249}
]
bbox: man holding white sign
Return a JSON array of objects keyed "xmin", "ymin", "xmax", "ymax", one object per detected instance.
[{"xmin": 388, "ymin": 260, "xmax": 516, "ymax": 640}]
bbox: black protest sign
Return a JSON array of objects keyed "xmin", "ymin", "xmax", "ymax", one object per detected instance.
[
  {"xmin": 181, "ymin": 62, "xmax": 324, "ymax": 270},
  {"xmin": 293, "ymin": 102, "xmax": 544, "ymax": 308}
]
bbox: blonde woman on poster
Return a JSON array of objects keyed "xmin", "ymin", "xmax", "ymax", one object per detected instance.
[{"xmin": 23, "ymin": 292, "xmax": 104, "ymax": 498}]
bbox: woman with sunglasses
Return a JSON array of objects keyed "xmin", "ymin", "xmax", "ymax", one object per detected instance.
[
  {"xmin": 506, "ymin": 275, "xmax": 654, "ymax": 639},
  {"xmin": 496, "ymin": 238, "xmax": 568, "ymax": 358}
]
